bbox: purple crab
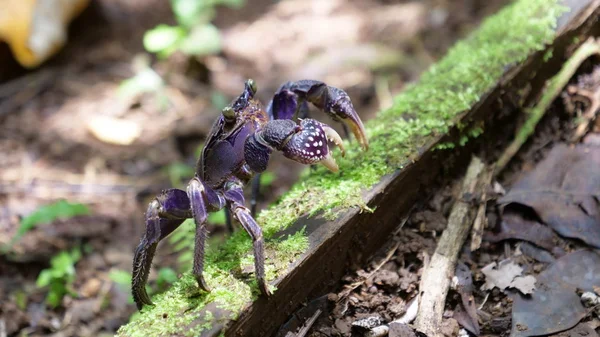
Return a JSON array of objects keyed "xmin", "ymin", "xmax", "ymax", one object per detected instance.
[{"xmin": 132, "ymin": 79, "xmax": 368, "ymax": 309}]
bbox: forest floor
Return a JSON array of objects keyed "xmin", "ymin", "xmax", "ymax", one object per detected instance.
[
  {"xmin": 0, "ymin": 0, "xmax": 527, "ymax": 336},
  {"xmin": 290, "ymin": 56, "xmax": 600, "ymax": 337}
]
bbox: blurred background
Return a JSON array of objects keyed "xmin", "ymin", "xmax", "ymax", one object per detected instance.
[{"xmin": 0, "ymin": 0, "xmax": 508, "ymax": 335}]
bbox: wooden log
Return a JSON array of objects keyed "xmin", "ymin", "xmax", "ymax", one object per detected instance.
[{"xmin": 117, "ymin": 1, "xmax": 600, "ymax": 336}]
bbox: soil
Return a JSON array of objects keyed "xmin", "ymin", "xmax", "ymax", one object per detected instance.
[{"xmin": 0, "ymin": 0, "xmax": 512, "ymax": 336}]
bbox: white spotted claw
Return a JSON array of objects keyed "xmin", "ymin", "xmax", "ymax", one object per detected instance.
[
  {"xmin": 322, "ymin": 126, "xmax": 345, "ymax": 157},
  {"xmin": 318, "ymin": 125, "xmax": 345, "ymax": 172}
]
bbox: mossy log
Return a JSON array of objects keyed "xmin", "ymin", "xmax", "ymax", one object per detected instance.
[{"xmin": 117, "ymin": 1, "xmax": 600, "ymax": 336}]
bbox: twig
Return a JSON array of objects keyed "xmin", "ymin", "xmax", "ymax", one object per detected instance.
[
  {"xmin": 394, "ymin": 296, "xmax": 419, "ymax": 325},
  {"xmin": 337, "ymin": 214, "xmax": 410, "ymax": 300},
  {"xmin": 478, "ymin": 293, "xmax": 490, "ymax": 310},
  {"xmin": 293, "ymin": 309, "xmax": 321, "ymax": 337},
  {"xmin": 337, "ymin": 240, "xmax": 401, "ymax": 300},
  {"xmin": 496, "ymin": 38, "xmax": 600, "ymax": 171},
  {"xmin": 415, "ymin": 156, "xmax": 490, "ymax": 337},
  {"xmin": 365, "ymin": 325, "xmax": 389, "ymax": 337},
  {"xmin": 365, "ymin": 299, "xmax": 420, "ymax": 337},
  {"xmin": 470, "ymin": 170, "xmax": 492, "ymax": 251}
]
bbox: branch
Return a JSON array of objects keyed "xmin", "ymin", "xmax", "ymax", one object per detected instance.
[{"xmin": 415, "ymin": 157, "xmax": 493, "ymax": 337}]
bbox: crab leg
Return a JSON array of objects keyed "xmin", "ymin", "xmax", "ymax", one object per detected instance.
[
  {"xmin": 224, "ymin": 188, "xmax": 271, "ymax": 296},
  {"xmin": 132, "ymin": 189, "xmax": 191, "ymax": 309},
  {"xmin": 187, "ymin": 177, "xmax": 225, "ymax": 292}
]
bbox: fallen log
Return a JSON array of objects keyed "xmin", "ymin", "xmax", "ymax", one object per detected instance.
[{"xmin": 117, "ymin": 1, "xmax": 600, "ymax": 336}]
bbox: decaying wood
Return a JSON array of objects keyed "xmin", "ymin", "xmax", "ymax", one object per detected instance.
[{"xmin": 414, "ymin": 156, "xmax": 491, "ymax": 337}]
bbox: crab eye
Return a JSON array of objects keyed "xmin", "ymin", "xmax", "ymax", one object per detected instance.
[
  {"xmin": 247, "ymin": 79, "xmax": 257, "ymax": 94},
  {"xmin": 222, "ymin": 106, "xmax": 235, "ymax": 121}
]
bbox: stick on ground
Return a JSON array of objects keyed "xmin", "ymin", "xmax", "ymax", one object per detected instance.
[{"xmin": 415, "ymin": 156, "xmax": 492, "ymax": 337}]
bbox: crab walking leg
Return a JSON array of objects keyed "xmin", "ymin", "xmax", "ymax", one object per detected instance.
[
  {"xmin": 187, "ymin": 177, "xmax": 225, "ymax": 292},
  {"xmin": 234, "ymin": 205, "xmax": 270, "ymax": 296},
  {"xmin": 132, "ymin": 189, "xmax": 191, "ymax": 309},
  {"xmin": 224, "ymin": 207, "xmax": 234, "ymax": 233},
  {"xmin": 249, "ymin": 174, "xmax": 261, "ymax": 217},
  {"xmin": 224, "ymin": 188, "xmax": 271, "ymax": 296},
  {"xmin": 267, "ymin": 80, "xmax": 368, "ymax": 150}
]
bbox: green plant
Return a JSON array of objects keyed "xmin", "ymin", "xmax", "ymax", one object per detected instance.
[
  {"xmin": 169, "ymin": 219, "xmax": 196, "ymax": 270},
  {"xmin": 144, "ymin": 0, "xmax": 245, "ymax": 58},
  {"xmin": 36, "ymin": 247, "xmax": 82, "ymax": 308},
  {"xmin": 156, "ymin": 267, "xmax": 179, "ymax": 290},
  {"xmin": 164, "ymin": 162, "xmax": 196, "ymax": 188},
  {"xmin": 109, "ymin": 269, "xmax": 133, "ymax": 291},
  {"xmin": 7, "ymin": 200, "xmax": 89, "ymax": 249}
]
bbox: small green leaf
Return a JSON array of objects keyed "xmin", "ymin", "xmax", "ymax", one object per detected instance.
[
  {"xmin": 207, "ymin": 209, "xmax": 226, "ymax": 225},
  {"xmin": 157, "ymin": 267, "xmax": 178, "ymax": 287},
  {"xmin": 179, "ymin": 24, "xmax": 221, "ymax": 56},
  {"xmin": 118, "ymin": 68, "xmax": 164, "ymax": 99},
  {"xmin": 46, "ymin": 281, "xmax": 67, "ymax": 308},
  {"xmin": 143, "ymin": 24, "xmax": 185, "ymax": 54},
  {"xmin": 164, "ymin": 162, "xmax": 195, "ymax": 188},
  {"xmin": 171, "ymin": 0, "xmax": 215, "ymax": 28},
  {"xmin": 12, "ymin": 201, "xmax": 89, "ymax": 246},
  {"xmin": 36, "ymin": 269, "xmax": 53, "ymax": 288},
  {"xmin": 260, "ymin": 171, "xmax": 276, "ymax": 187},
  {"xmin": 50, "ymin": 249, "xmax": 80, "ymax": 277},
  {"xmin": 109, "ymin": 269, "xmax": 132, "ymax": 286},
  {"xmin": 35, "ymin": 247, "xmax": 82, "ymax": 308}
]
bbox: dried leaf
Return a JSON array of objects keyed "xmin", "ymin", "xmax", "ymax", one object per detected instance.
[
  {"xmin": 485, "ymin": 211, "xmax": 556, "ymax": 251},
  {"xmin": 511, "ymin": 250, "xmax": 600, "ymax": 337},
  {"xmin": 481, "ymin": 259, "xmax": 536, "ymax": 294},
  {"xmin": 453, "ymin": 263, "xmax": 479, "ymax": 335},
  {"xmin": 509, "ymin": 275, "xmax": 536, "ymax": 294},
  {"xmin": 499, "ymin": 144, "xmax": 600, "ymax": 248}
]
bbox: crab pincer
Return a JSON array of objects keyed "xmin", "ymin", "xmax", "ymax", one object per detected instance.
[
  {"xmin": 324, "ymin": 87, "xmax": 369, "ymax": 151},
  {"xmin": 248, "ymin": 118, "xmax": 346, "ymax": 172},
  {"xmin": 281, "ymin": 119, "xmax": 346, "ymax": 172},
  {"xmin": 268, "ymin": 80, "xmax": 369, "ymax": 151}
]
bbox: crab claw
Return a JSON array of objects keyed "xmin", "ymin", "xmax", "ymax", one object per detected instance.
[
  {"xmin": 328, "ymin": 93, "xmax": 369, "ymax": 151},
  {"xmin": 282, "ymin": 119, "xmax": 345, "ymax": 172}
]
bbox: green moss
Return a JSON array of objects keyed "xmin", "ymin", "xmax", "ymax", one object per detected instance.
[
  {"xmin": 117, "ymin": 1, "xmax": 565, "ymax": 335},
  {"xmin": 435, "ymin": 142, "xmax": 456, "ymax": 150},
  {"xmin": 198, "ymin": 311, "xmax": 214, "ymax": 332},
  {"xmin": 544, "ymin": 48, "xmax": 554, "ymax": 62}
]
